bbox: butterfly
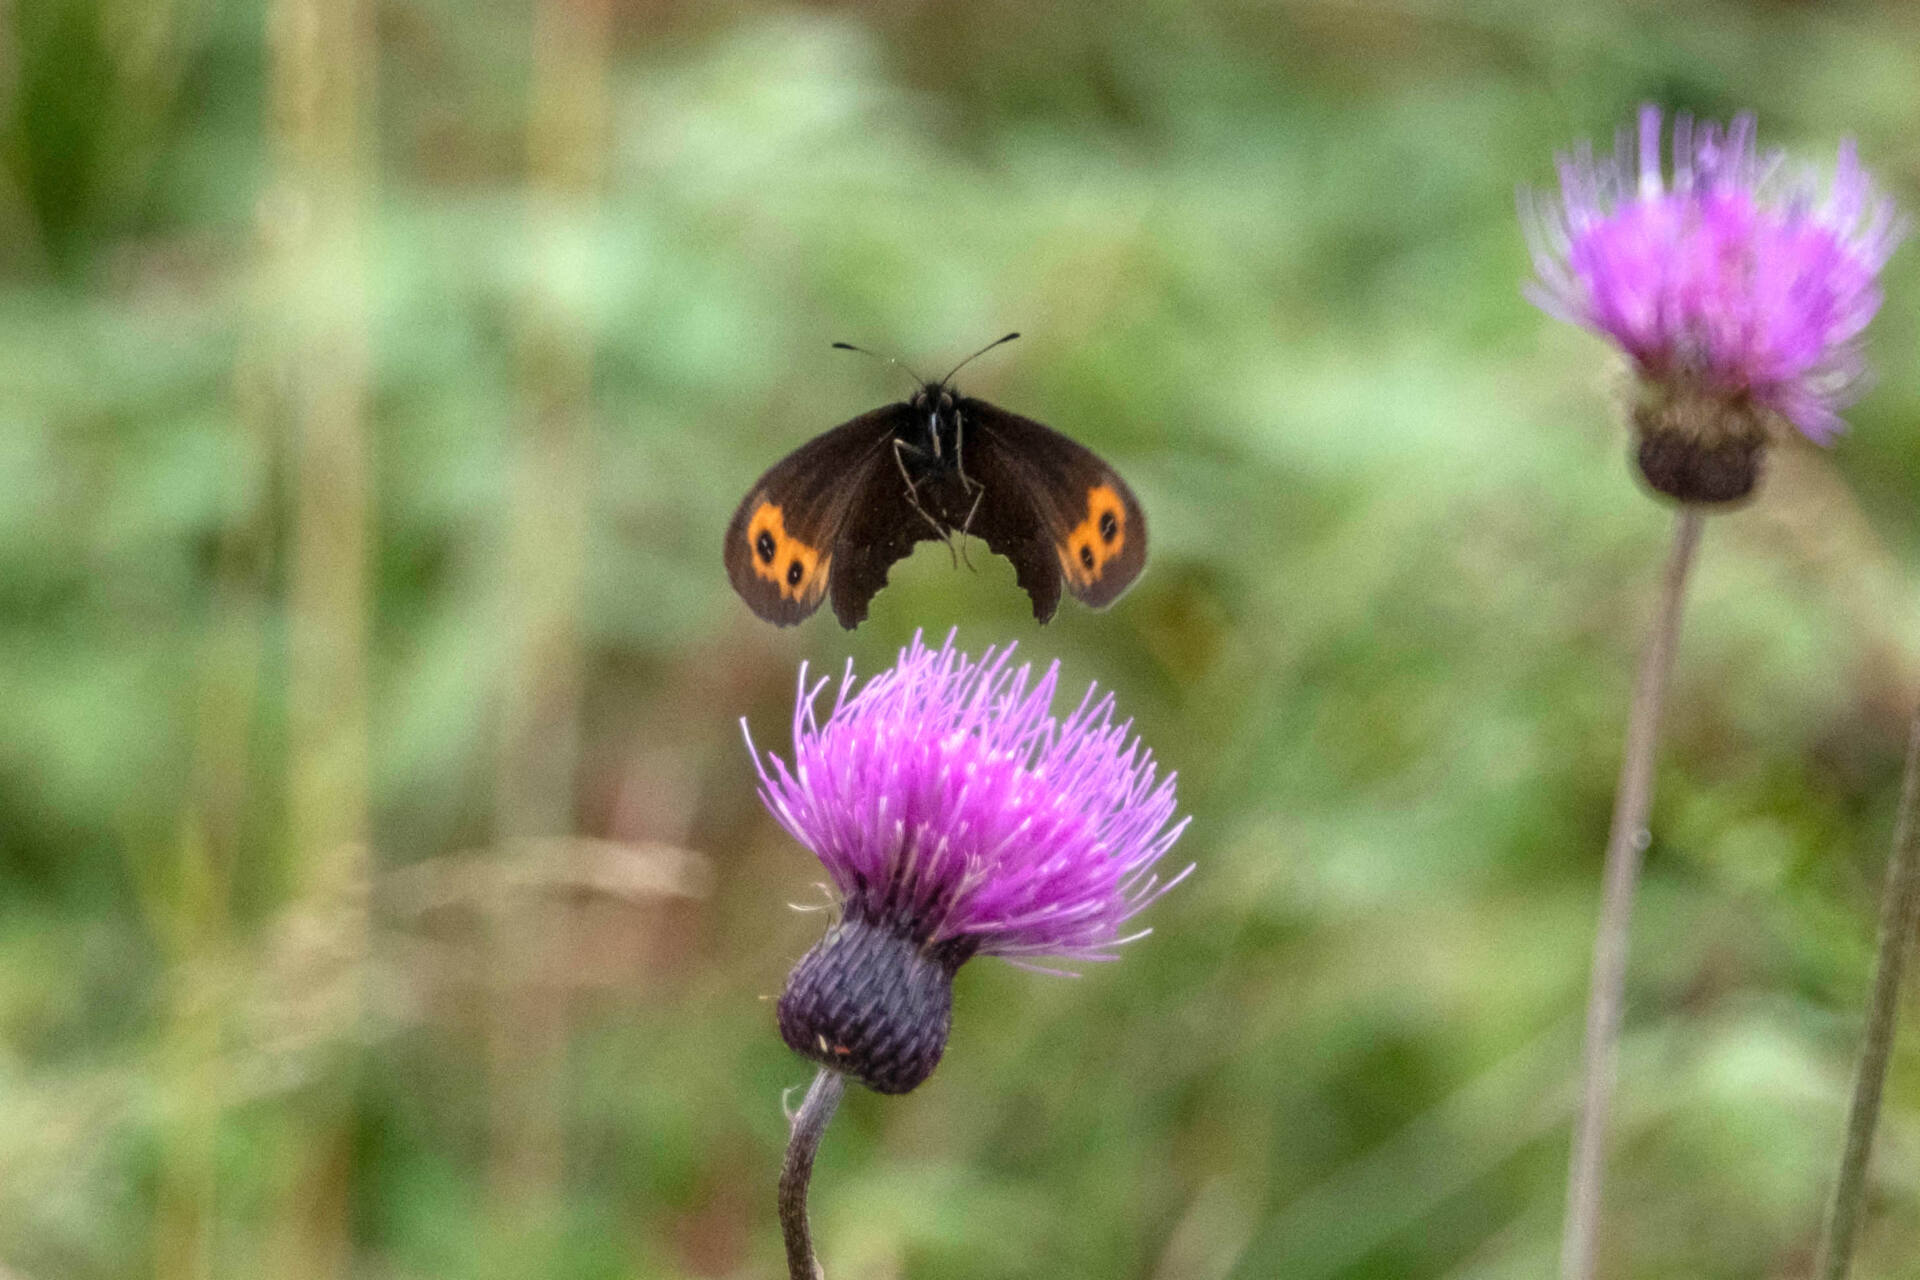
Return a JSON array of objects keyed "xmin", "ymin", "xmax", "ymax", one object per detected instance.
[{"xmin": 723, "ymin": 334, "xmax": 1148, "ymax": 629}]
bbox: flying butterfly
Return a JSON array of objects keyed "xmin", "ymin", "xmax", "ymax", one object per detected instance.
[{"xmin": 723, "ymin": 334, "xmax": 1148, "ymax": 628}]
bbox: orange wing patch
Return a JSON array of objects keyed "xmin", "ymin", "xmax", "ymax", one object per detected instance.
[
  {"xmin": 1059, "ymin": 484, "xmax": 1128, "ymax": 589},
  {"xmin": 745, "ymin": 501, "xmax": 831, "ymax": 604}
]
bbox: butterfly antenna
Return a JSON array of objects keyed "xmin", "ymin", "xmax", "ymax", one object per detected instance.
[
  {"xmin": 831, "ymin": 341, "xmax": 927, "ymax": 392},
  {"xmin": 938, "ymin": 332, "xmax": 1020, "ymax": 388}
]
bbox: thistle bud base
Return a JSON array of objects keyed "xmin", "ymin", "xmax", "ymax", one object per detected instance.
[
  {"xmin": 1631, "ymin": 388, "xmax": 1769, "ymax": 505},
  {"xmin": 777, "ymin": 916, "xmax": 971, "ymax": 1095}
]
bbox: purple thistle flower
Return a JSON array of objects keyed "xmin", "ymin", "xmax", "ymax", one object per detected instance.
[
  {"xmin": 1523, "ymin": 104, "xmax": 1903, "ymax": 502},
  {"xmin": 747, "ymin": 631, "xmax": 1190, "ymax": 1092}
]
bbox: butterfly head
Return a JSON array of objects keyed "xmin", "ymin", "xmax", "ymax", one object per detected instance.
[{"xmin": 908, "ymin": 381, "xmax": 960, "ymax": 412}]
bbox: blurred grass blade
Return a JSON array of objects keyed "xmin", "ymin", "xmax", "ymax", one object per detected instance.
[
  {"xmin": 260, "ymin": 0, "xmax": 374, "ymax": 1272},
  {"xmin": 485, "ymin": 0, "xmax": 613, "ymax": 1233}
]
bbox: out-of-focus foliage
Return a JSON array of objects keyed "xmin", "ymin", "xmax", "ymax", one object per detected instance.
[{"xmin": 4, "ymin": 1, "xmax": 1920, "ymax": 1277}]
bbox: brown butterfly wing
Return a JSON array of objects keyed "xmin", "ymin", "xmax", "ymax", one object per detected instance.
[
  {"xmin": 961, "ymin": 399, "xmax": 1148, "ymax": 619},
  {"xmin": 827, "ymin": 456, "xmax": 947, "ymax": 630},
  {"xmin": 722, "ymin": 407, "xmax": 903, "ymax": 626}
]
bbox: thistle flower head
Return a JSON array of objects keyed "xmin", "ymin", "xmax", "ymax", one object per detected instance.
[
  {"xmin": 1523, "ymin": 105, "xmax": 1903, "ymax": 501},
  {"xmin": 748, "ymin": 631, "xmax": 1190, "ymax": 1092}
]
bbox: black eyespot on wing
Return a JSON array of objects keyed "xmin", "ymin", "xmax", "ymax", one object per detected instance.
[
  {"xmin": 756, "ymin": 530, "xmax": 776, "ymax": 563},
  {"xmin": 786, "ymin": 560, "xmax": 803, "ymax": 586},
  {"xmin": 1099, "ymin": 511, "xmax": 1118, "ymax": 543}
]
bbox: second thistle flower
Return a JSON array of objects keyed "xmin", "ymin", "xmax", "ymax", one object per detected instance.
[
  {"xmin": 1523, "ymin": 105, "xmax": 1903, "ymax": 503},
  {"xmin": 748, "ymin": 633, "xmax": 1191, "ymax": 1094}
]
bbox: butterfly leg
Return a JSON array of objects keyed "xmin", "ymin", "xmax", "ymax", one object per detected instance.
[
  {"xmin": 892, "ymin": 437, "xmax": 960, "ymax": 565},
  {"xmin": 950, "ymin": 417, "xmax": 984, "ymax": 570},
  {"xmin": 954, "ymin": 476, "xmax": 985, "ymax": 572}
]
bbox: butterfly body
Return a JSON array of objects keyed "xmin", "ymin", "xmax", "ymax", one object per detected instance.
[
  {"xmin": 888, "ymin": 387, "xmax": 976, "ymax": 525},
  {"xmin": 724, "ymin": 376, "xmax": 1146, "ymax": 629}
]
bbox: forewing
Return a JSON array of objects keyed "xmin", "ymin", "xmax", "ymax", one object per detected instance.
[
  {"xmin": 722, "ymin": 406, "xmax": 903, "ymax": 625},
  {"xmin": 962, "ymin": 399, "xmax": 1148, "ymax": 617}
]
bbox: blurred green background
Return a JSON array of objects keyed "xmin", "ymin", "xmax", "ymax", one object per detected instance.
[{"xmin": 5, "ymin": 1, "xmax": 1920, "ymax": 1277}]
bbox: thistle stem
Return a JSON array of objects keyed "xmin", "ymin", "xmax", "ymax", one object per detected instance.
[
  {"xmin": 1559, "ymin": 508, "xmax": 1705, "ymax": 1280},
  {"xmin": 780, "ymin": 1068, "xmax": 846, "ymax": 1280},
  {"xmin": 1814, "ymin": 706, "xmax": 1920, "ymax": 1279}
]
